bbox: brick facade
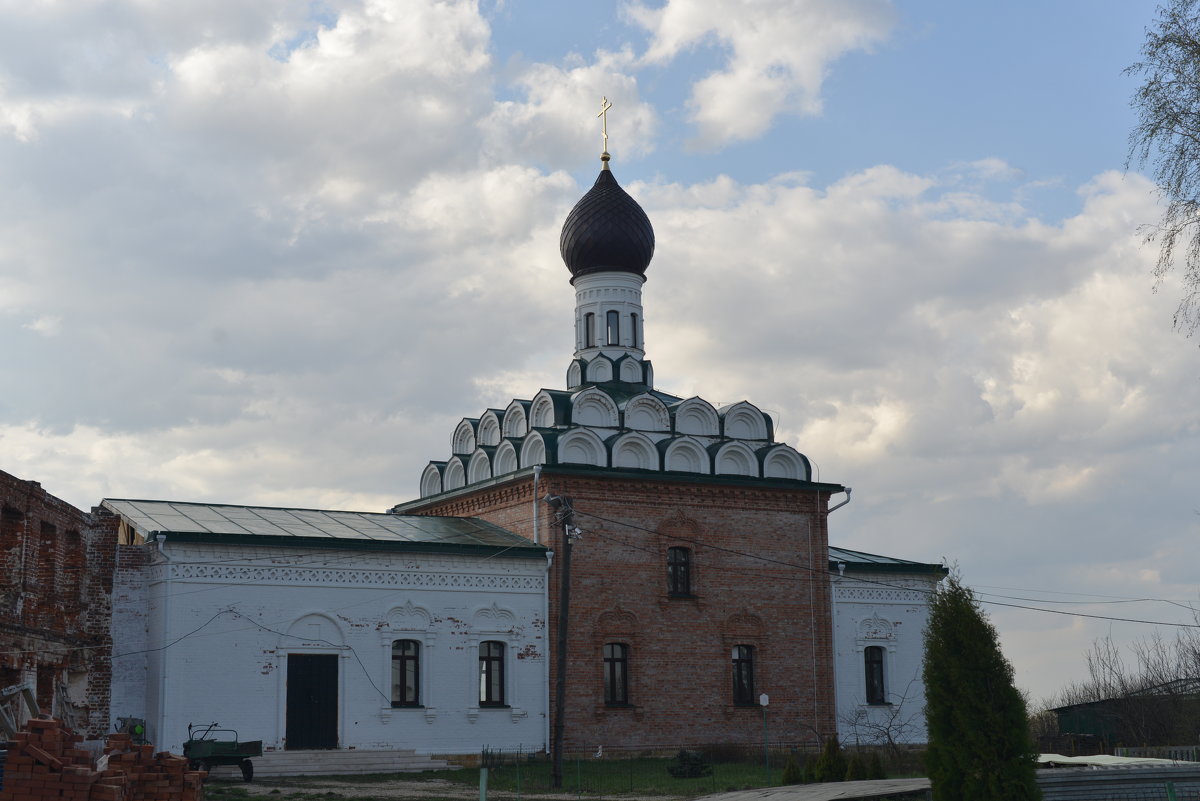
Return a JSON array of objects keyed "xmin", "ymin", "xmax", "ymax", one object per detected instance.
[
  {"xmin": 0, "ymin": 469, "xmax": 119, "ymax": 738},
  {"xmin": 398, "ymin": 465, "xmax": 839, "ymax": 749}
]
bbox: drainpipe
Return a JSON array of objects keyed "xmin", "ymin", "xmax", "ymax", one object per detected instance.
[
  {"xmin": 544, "ymin": 495, "xmax": 575, "ymax": 789},
  {"xmin": 828, "ymin": 488, "xmax": 852, "ymax": 514},
  {"xmin": 534, "ymin": 466, "xmax": 548, "ymax": 749},
  {"xmin": 821, "ymin": 488, "xmax": 850, "ymax": 741},
  {"xmin": 154, "ymin": 533, "xmax": 171, "ymax": 748},
  {"xmin": 543, "ymin": 548, "xmax": 553, "ymax": 753},
  {"xmin": 532, "ymin": 466, "xmax": 542, "ymax": 545}
]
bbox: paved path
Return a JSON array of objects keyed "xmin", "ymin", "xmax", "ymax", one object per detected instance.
[{"xmin": 697, "ymin": 777, "xmax": 931, "ymax": 801}]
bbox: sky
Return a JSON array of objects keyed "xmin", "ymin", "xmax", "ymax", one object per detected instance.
[{"xmin": 1, "ymin": 0, "xmax": 1196, "ymax": 705}]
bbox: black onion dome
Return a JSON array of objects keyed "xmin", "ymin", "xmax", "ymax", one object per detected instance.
[{"xmin": 560, "ymin": 168, "xmax": 655, "ymax": 280}]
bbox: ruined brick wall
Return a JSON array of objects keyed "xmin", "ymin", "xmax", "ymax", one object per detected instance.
[
  {"xmin": 0, "ymin": 469, "xmax": 116, "ymax": 738},
  {"xmin": 404, "ymin": 467, "xmax": 837, "ymax": 749}
]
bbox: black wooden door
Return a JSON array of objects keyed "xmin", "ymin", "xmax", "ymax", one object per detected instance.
[{"xmin": 285, "ymin": 654, "xmax": 338, "ymax": 750}]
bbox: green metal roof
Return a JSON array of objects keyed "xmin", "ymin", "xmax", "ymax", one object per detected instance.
[
  {"xmin": 102, "ymin": 498, "xmax": 545, "ymax": 558},
  {"xmin": 829, "ymin": 545, "xmax": 947, "ymax": 575}
]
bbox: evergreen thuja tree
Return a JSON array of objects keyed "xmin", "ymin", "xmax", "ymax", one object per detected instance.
[
  {"xmin": 814, "ymin": 734, "xmax": 847, "ymax": 783},
  {"xmin": 922, "ymin": 576, "xmax": 1041, "ymax": 801}
]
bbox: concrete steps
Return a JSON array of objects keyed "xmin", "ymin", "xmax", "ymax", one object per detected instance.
[{"xmin": 203, "ymin": 748, "xmax": 456, "ymax": 779}]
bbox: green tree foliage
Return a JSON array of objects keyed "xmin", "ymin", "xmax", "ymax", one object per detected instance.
[
  {"xmin": 665, "ymin": 749, "xmax": 712, "ymax": 778},
  {"xmin": 1128, "ymin": 0, "xmax": 1200, "ymax": 335},
  {"xmin": 802, "ymin": 753, "xmax": 818, "ymax": 783},
  {"xmin": 922, "ymin": 576, "xmax": 1041, "ymax": 801},
  {"xmin": 844, "ymin": 754, "xmax": 866, "ymax": 781},
  {"xmin": 780, "ymin": 755, "xmax": 804, "ymax": 785},
  {"xmin": 814, "ymin": 734, "xmax": 847, "ymax": 783}
]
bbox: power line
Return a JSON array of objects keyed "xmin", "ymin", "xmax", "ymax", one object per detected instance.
[{"xmin": 572, "ymin": 509, "xmax": 1200, "ymax": 630}]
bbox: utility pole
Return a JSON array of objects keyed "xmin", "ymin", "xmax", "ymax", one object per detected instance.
[{"xmin": 545, "ymin": 494, "xmax": 577, "ymax": 789}]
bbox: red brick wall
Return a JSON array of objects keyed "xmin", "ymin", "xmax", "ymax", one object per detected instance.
[
  {"xmin": 404, "ymin": 468, "xmax": 837, "ymax": 749},
  {"xmin": 0, "ymin": 469, "xmax": 117, "ymax": 737}
]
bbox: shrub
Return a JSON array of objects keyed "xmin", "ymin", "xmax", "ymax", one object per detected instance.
[
  {"xmin": 780, "ymin": 756, "xmax": 804, "ymax": 785},
  {"xmin": 867, "ymin": 751, "xmax": 887, "ymax": 780},
  {"xmin": 803, "ymin": 753, "xmax": 818, "ymax": 783},
  {"xmin": 814, "ymin": 735, "xmax": 847, "ymax": 782},
  {"xmin": 845, "ymin": 754, "xmax": 866, "ymax": 781},
  {"xmin": 666, "ymin": 749, "xmax": 712, "ymax": 778}
]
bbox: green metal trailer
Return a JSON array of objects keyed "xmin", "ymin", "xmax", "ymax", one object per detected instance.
[{"xmin": 183, "ymin": 723, "xmax": 261, "ymax": 782}]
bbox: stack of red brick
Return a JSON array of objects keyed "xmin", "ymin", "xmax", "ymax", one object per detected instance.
[{"xmin": 1, "ymin": 719, "xmax": 204, "ymax": 801}]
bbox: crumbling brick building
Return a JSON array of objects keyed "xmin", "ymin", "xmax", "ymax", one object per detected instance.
[{"xmin": 1, "ymin": 469, "xmax": 119, "ymax": 737}]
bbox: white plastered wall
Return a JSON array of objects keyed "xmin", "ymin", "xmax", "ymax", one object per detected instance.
[
  {"xmin": 113, "ymin": 541, "xmax": 548, "ymax": 755},
  {"xmin": 572, "ymin": 271, "xmax": 646, "ymax": 364},
  {"xmin": 831, "ymin": 568, "xmax": 942, "ymax": 746}
]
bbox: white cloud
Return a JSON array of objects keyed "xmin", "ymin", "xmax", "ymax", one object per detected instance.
[
  {"xmin": 625, "ymin": 0, "xmax": 895, "ymax": 148},
  {"xmin": 21, "ymin": 314, "xmax": 61, "ymax": 336},
  {"xmin": 483, "ymin": 48, "xmax": 657, "ymax": 168}
]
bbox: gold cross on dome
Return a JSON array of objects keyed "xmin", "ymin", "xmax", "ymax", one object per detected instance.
[{"xmin": 597, "ymin": 96, "xmax": 613, "ymax": 157}]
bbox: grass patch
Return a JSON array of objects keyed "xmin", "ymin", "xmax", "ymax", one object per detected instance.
[
  {"xmin": 201, "ymin": 751, "xmax": 925, "ymax": 800},
  {"xmin": 454, "ymin": 755, "xmax": 781, "ymax": 796}
]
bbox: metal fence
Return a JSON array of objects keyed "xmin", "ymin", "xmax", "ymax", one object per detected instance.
[
  {"xmin": 1117, "ymin": 746, "xmax": 1200, "ymax": 763},
  {"xmin": 477, "ymin": 743, "xmax": 909, "ymax": 799}
]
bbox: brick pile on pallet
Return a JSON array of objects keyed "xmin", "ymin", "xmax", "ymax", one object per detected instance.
[{"xmin": 1, "ymin": 719, "xmax": 205, "ymax": 801}]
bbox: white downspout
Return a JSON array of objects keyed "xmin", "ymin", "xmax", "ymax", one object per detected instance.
[
  {"xmin": 543, "ymin": 548, "xmax": 554, "ymax": 752},
  {"xmin": 828, "ymin": 487, "xmax": 852, "ymax": 514},
  {"xmin": 533, "ymin": 465, "xmax": 542, "ymax": 545},
  {"xmin": 155, "ymin": 534, "xmax": 171, "ymax": 747}
]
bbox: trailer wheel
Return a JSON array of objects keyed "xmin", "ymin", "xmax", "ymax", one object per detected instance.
[{"xmin": 240, "ymin": 760, "xmax": 254, "ymax": 782}]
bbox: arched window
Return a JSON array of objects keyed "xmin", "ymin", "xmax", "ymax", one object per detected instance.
[
  {"xmin": 479, "ymin": 641, "xmax": 505, "ymax": 706},
  {"xmin": 631, "ymin": 313, "xmax": 639, "ymax": 348},
  {"xmin": 606, "ymin": 310, "xmax": 619, "ymax": 345},
  {"xmin": 585, "ymin": 313, "xmax": 595, "ymax": 347},
  {"xmin": 865, "ymin": 646, "xmax": 886, "ymax": 705},
  {"xmin": 603, "ymin": 643, "xmax": 629, "ymax": 705},
  {"xmin": 391, "ymin": 640, "xmax": 420, "ymax": 707},
  {"xmin": 732, "ymin": 645, "xmax": 756, "ymax": 705},
  {"xmin": 667, "ymin": 547, "xmax": 692, "ymax": 596}
]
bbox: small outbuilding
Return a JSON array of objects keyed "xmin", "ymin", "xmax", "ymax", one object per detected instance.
[
  {"xmin": 830, "ymin": 546, "xmax": 948, "ymax": 746},
  {"xmin": 105, "ymin": 499, "xmax": 549, "ymax": 755}
]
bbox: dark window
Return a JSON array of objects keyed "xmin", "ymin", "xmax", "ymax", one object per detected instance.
[
  {"xmin": 603, "ymin": 643, "xmax": 629, "ymax": 705},
  {"xmin": 732, "ymin": 645, "xmax": 756, "ymax": 705},
  {"xmin": 479, "ymin": 641, "xmax": 505, "ymax": 706},
  {"xmin": 865, "ymin": 646, "xmax": 886, "ymax": 705},
  {"xmin": 631, "ymin": 313, "xmax": 639, "ymax": 348},
  {"xmin": 585, "ymin": 313, "xmax": 595, "ymax": 347},
  {"xmin": 667, "ymin": 547, "xmax": 692, "ymax": 596},
  {"xmin": 606, "ymin": 310, "xmax": 619, "ymax": 345},
  {"xmin": 391, "ymin": 639, "xmax": 420, "ymax": 706}
]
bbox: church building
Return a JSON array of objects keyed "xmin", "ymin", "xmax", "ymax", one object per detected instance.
[
  {"xmin": 393, "ymin": 146, "xmax": 849, "ymax": 749},
  {"xmin": 1, "ymin": 123, "xmax": 946, "ymax": 760}
]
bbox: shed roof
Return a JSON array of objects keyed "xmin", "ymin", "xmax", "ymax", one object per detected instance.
[
  {"xmin": 829, "ymin": 545, "xmax": 947, "ymax": 575},
  {"xmin": 102, "ymin": 498, "xmax": 545, "ymax": 558}
]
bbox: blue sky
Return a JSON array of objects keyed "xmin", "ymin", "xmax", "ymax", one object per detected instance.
[
  {"xmin": 491, "ymin": 0, "xmax": 1153, "ymax": 221},
  {"xmin": 1, "ymin": 0, "xmax": 1195, "ymax": 704}
]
